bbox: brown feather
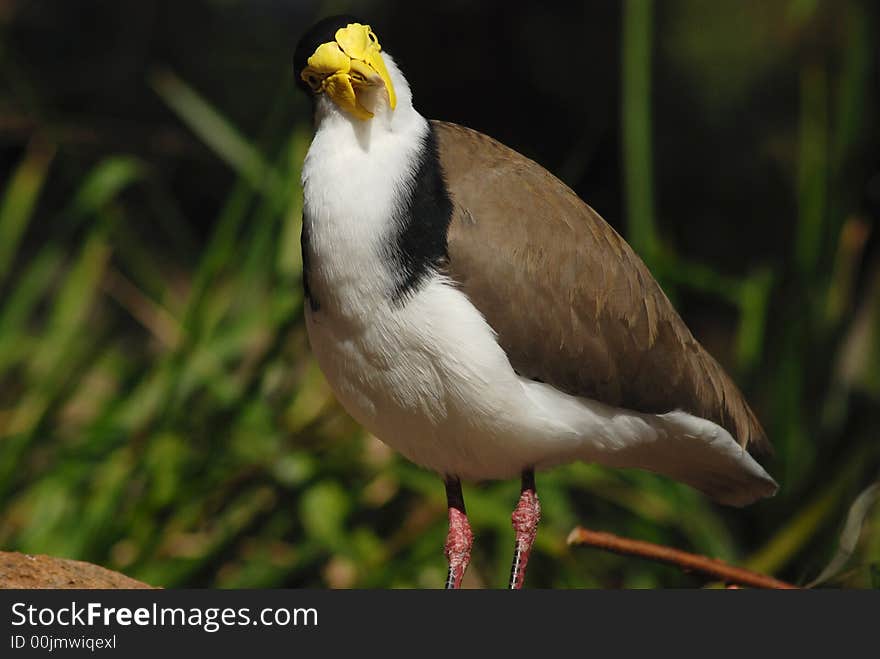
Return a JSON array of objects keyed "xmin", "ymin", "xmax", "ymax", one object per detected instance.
[{"xmin": 433, "ymin": 120, "xmax": 770, "ymax": 455}]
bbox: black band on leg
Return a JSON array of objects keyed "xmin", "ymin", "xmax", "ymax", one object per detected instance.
[
  {"xmin": 445, "ymin": 476, "xmax": 466, "ymax": 513},
  {"xmin": 508, "ymin": 549, "xmax": 523, "ymax": 589},
  {"xmin": 445, "ymin": 570, "xmax": 456, "ymax": 589},
  {"xmin": 521, "ymin": 468, "xmax": 536, "ymax": 494}
]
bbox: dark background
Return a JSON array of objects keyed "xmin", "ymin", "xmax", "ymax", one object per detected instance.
[{"xmin": 0, "ymin": 0, "xmax": 878, "ymax": 588}]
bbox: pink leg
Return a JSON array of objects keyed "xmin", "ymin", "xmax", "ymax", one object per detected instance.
[
  {"xmin": 444, "ymin": 477, "xmax": 473, "ymax": 589},
  {"xmin": 509, "ymin": 470, "xmax": 541, "ymax": 589}
]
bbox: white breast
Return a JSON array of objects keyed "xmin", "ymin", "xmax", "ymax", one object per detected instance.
[{"xmin": 306, "ymin": 273, "xmax": 587, "ymax": 479}]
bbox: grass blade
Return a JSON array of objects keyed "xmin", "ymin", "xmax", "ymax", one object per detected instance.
[
  {"xmin": 151, "ymin": 70, "xmax": 280, "ymax": 195},
  {"xmin": 0, "ymin": 139, "xmax": 54, "ymax": 286},
  {"xmin": 621, "ymin": 0, "xmax": 658, "ymax": 265}
]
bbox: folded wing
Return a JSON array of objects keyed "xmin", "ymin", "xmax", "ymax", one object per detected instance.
[{"xmin": 434, "ymin": 120, "xmax": 770, "ymax": 455}]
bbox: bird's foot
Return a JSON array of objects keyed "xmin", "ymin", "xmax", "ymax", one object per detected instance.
[
  {"xmin": 509, "ymin": 474, "xmax": 541, "ymax": 589},
  {"xmin": 444, "ymin": 506, "xmax": 473, "ymax": 589}
]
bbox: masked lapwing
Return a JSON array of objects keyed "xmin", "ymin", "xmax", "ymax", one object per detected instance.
[{"xmin": 294, "ymin": 15, "xmax": 778, "ymax": 589}]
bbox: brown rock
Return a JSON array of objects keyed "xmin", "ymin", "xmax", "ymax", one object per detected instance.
[{"xmin": 0, "ymin": 552, "xmax": 154, "ymax": 589}]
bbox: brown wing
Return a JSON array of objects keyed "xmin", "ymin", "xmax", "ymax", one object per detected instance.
[{"xmin": 433, "ymin": 120, "xmax": 770, "ymax": 453}]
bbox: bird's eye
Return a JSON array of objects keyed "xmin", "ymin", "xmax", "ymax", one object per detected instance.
[{"xmin": 305, "ymin": 74, "xmax": 321, "ymax": 90}]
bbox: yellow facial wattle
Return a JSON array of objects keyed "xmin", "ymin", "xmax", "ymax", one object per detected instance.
[{"xmin": 300, "ymin": 23, "xmax": 397, "ymax": 120}]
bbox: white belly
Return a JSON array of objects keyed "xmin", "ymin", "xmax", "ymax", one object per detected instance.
[
  {"xmin": 305, "ymin": 274, "xmax": 586, "ymax": 480},
  {"xmin": 305, "ymin": 271, "xmax": 777, "ymax": 503}
]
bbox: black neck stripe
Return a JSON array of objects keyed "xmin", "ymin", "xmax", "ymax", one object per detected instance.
[{"xmin": 387, "ymin": 124, "xmax": 453, "ymax": 304}]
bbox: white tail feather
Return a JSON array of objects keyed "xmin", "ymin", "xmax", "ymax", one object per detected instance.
[
  {"xmin": 521, "ymin": 380, "xmax": 778, "ymax": 506},
  {"xmin": 592, "ymin": 411, "xmax": 778, "ymax": 506}
]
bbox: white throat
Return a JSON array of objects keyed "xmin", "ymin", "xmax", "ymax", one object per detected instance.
[{"xmin": 311, "ymin": 54, "xmax": 422, "ymax": 150}]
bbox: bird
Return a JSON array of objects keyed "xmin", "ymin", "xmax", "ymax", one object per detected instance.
[{"xmin": 293, "ymin": 15, "xmax": 778, "ymax": 589}]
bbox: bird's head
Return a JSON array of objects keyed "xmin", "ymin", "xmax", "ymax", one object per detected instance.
[{"xmin": 294, "ymin": 15, "xmax": 397, "ymax": 121}]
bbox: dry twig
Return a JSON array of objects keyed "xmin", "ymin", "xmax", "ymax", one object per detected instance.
[{"xmin": 567, "ymin": 526, "xmax": 798, "ymax": 589}]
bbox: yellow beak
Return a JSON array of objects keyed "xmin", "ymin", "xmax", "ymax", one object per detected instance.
[{"xmin": 300, "ymin": 23, "xmax": 397, "ymax": 121}]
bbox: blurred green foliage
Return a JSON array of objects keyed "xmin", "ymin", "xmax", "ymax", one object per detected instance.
[{"xmin": 0, "ymin": 0, "xmax": 878, "ymax": 588}]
